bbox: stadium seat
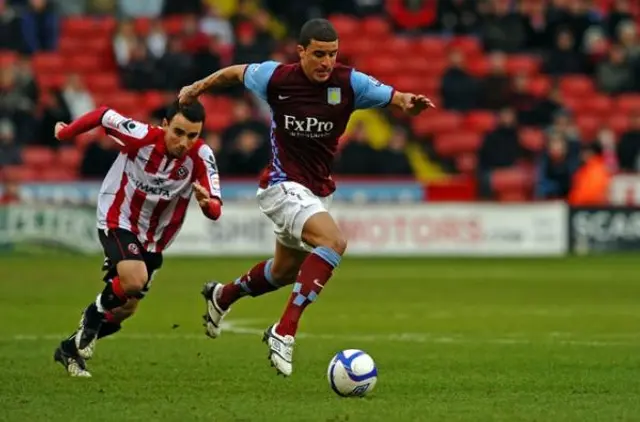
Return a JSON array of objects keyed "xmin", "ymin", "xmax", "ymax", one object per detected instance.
[
  {"xmin": 450, "ymin": 36, "xmax": 482, "ymax": 57},
  {"xmin": 57, "ymin": 147, "xmax": 83, "ymax": 170},
  {"xmin": 519, "ymin": 128, "xmax": 546, "ymax": 152},
  {"xmin": 616, "ymin": 94, "xmax": 640, "ymax": 114},
  {"xmin": 608, "ymin": 113, "xmax": 630, "ymax": 135},
  {"xmin": 22, "ymin": 147, "xmax": 56, "ymax": 169},
  {"xmin": 134, "ymin": 17, "xmax": 152, "ymax": 35},
  {"xmin": 527, "ymin": 75, "xmax": 552, "ymax": 97},
  {"xmin": 32, "ymin": 53, "xmax": 64, "ymax": 74},
  {"xmin": 84, "ymin": 73, "xmax": 120, "ymax": 94},
  {"xmin": 1, "ymin": 165, "xmax": 40, "ymax": 182},
  {"xmin": 434, "ymin": 131, "xmax": 482, "ymax": 157},
  {"xmin": 382, "ymin": 37, "xmax": 415, "ymax": 56},
  {"xmin": 360, "ymin": 16, "xmax": 390, "ymax": 39},
  {"xmin": 490, "ymin": 166, "xmax": 532, "ymax": 194},
  {"xmin": 412, "ymin": 112, "xmax": 462, "ymax": 136},
  {"xmin": 0, "ymin": 50, "xmax": 17, "ymax": 66},
  {"xmin": 415, "ymin": 38, "xmax": 448, "ymax": 57},
  {"xmin": 464, "ymin": 111, "xmax": 497, "ymax": 133},
  {"xmin": 328, "ymin": 15, "xmax": 359, "ymax": 38},
  {"xmin": 36, "ymin": 73, "xmax": 66, "ymax": 89},
  {"xmin": 506, "ymin": 55, "xmax": 540, "ymax": 76},
  {"xmin": 575, "ymin": 114, "xmax": 601, "ymax": 141},
  {"xmin": 41, "ymin": 168, "xmax": 78, "ymax": 181},
  {"xmin": 559, "ymin": 75, "xmax": 594, "ymax": 98},
  {"xmin": 75, "ymin": 132, "xmax": 99, "ymax": 150},
  {"xmin": 61, "ymin": 17, "xmax": 116, "ymax": 38},
  {"xmin": 162, "ymin": 15, "xmax": 185, "ymax": 35},
  {"xmin": 466, "ymin": 56, "xmax": 489, "ymax": 77},
  {"xmin": 67, "ymin": 56, "xmax": 104, "ymax": 74},
  {"xmin": 455, "ymin": 152, "xmax": 477, "ymax": 174}
]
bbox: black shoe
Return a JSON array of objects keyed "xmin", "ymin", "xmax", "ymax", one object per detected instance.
[
  {"xmin": 75, "ymin": 304, "xmax": 103, "ymax": 359},
  {"xmin": 54, "ymin": 344, "xmax": 91, "ymax": 377}
]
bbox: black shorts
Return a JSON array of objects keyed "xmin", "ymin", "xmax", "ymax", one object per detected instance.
[{"xmin": 98, "ymin": 228, "xmax": 163, "ymax": 299}]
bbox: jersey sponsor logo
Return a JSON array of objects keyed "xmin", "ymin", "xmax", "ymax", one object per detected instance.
[
  {"xmin": 129, "ymin": 174, "xmax": 172, "ymax": 197},
  {"xmin": 283, "ymin": 115, "xmax": 335, "ymax": 138},
  {"xmin": 327, "ymin": 87, "xmax": 341, "ymax": 105}
]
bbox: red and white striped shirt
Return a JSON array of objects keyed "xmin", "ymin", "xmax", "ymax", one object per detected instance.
[{"xmin": 59, "ymin": 107, "xmax": 222, "ymax": 253}]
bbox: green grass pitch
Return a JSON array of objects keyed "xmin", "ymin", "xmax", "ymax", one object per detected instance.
[{"xmin": 1, "ymin": 254, "xmax": 639, "ymax": 421}]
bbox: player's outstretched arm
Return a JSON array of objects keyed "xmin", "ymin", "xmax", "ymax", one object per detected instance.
[
  {"xmin": 192, "ymin": 143, "xmax": 223, "ymax": 221},
  {"xmin": 54, "ymin": 106, "xmax": 110, "ymax": 141},
  {"xmin": 179, "ymin": 65, "xmax": 247, "ymax": 105}
]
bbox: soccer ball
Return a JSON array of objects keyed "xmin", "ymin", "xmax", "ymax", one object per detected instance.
[{"xmin": 327, "ymin": 349, "xmax": 377, "ymax": 397}]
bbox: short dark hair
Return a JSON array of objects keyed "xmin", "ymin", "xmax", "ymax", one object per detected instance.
[
  {"xmin": 166, "ymin": 99, "xmax": 206, "ymax": 124},
  {"xmin": 298, "ymin": 19, "xmax": 338, "ymax": 47}
]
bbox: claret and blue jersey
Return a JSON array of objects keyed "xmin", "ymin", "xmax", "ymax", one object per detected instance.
[{"xmin": 243, "ymin": 61, "xmax": 395, "ymax": 197}]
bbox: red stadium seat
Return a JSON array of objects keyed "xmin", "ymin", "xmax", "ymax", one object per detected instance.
[
  {"xmin": 36, "ymin": 73, "xmax": 66, "ymax": 90},
  {"xmin": 382, "ymin": 37, "xmax": 415, "ymax": 56},
  {"xmin": 450, "ymin": 36, "xmax": 482, "ymax": 57},
  {"xmin": 134, "ymin": 17, "xmax": 152, "ymax": 35},
  {"xmin": 328, "ymin": 15, "xmax": 359, "ymax": 38},
  {"xmin": 0, "ymin": 50, "xmax": 17, "ymax": 66},
  {"xmin": 415, "ymin": 38, "xmax": 448, "ymax": 57},
  {"xmin": 491, "ymin": 166, "xmax": 532, "ymax": 193},
  {"xmin": 412, "ymin": 112, "xmax": 462, "ymax": 136},
  {"xmin": 32, "ymin": 53, "xmax": 64, "ymax": 73},
  {"xmin": 360, "ymin": 16, "xmax": 390, "ymax": 39},
  {"xmin": 1, "ymin": 166, "xmax": 40, "ymax": 182},
  {"xmin": 608, "ymin": 114, "xmax": 630, "ymax": 135},
  {"xmin": 75, "ymin": 132, "xmax": 99, "ymax": 150},
  {"xmin": 67, "ymin": 55, "xmax": 104, "ymax": 74},
  {"xmin": 506, "ymin": 55, "xmax": 540, "ymax": 76},
  {"xmin": 455, "ymin": 152, "xmax": 477, "ymax": 174},
  {"xmin": 41, "ymin": 168, "xmax": 78, "ymax": 181},
  {"xmin": 616, "ymin": 94, "xmax": 640, "ymax": 114},
  {"xmin": 519, "ymin": 128, "xmax": 545, "ymax": 152},
  {"xmin": 61, "ymin": 17, "xmax": 116, "ymax": 38},
  {"xmin": 585, "ymin": 94, "xmax": 614, "ymax": 115},
  {"xmin": 465, "ymin": 56, "xmax": 489, "ymax": 77},
  {"xmin": 162, "ymin": 15, "xmax": 185, "ymax": 35},
  {"xmin": 22, "ymin": 147, "xmax": 56, "ymax": 169},
  {"xmin": 434, "ymin": 131, "xmax": 482, "ymax": 157},
  {"xmin": 144, "ymin": 91, "xmax": 167, "ymax": 112},
  {"xmin": 575, "ymin": 114, "xmax": 602, "ymax": 141},
  {"xmin": 204, "ymin": 111, "xmax": 232, "ymax": 132},
  {"xmin": 57, "ymin": 147, "xmax": 83, "ymax": 170},
  {"xmin": 84, "ymin": 73, "xmax": 120, "ymax": 94},
  {"xmin": 464, "ymin": 111, "xmax": 497, "ymax": 133},
  {"xmin": 559, "ymin": 75, "xmax": 594, "ymax": 98},
  {"xmin": 527, "ymin": 75, "xmax": 552, "ymax": 97}
]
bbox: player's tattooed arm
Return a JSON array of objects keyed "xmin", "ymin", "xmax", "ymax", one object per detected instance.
[
  {"xmin": 179, "ymin": 65, "xmax": 247, "ymax": 104},
  {"xmin": 390, "ymin": 92, "xmax": 435, "ymax": 116}
]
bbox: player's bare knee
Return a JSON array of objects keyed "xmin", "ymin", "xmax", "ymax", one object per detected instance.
[
  {"xmin": 318, "ymin": 235, "xmax": 347, "ymax": 256},
  {"xmin": 117, "ymin": 262, "xmax": 148, "ymax": 294}
]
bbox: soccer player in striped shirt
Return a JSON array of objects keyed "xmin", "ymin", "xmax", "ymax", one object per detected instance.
[
  {"xmin": 52, "ymin": 100, "xmax": 223, "ymax": 377},
  {"xmin": 179, "ymin": 18, "xmax": 434, "ymax": 376}
]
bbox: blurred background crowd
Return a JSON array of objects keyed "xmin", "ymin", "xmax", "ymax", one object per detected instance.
[{"xmin": 1, "ymin": 0, "xmax": 640, "ymax": 204}]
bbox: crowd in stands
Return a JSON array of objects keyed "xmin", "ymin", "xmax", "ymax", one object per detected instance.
[{"xmin": 1, "ymin": 0, "xmax": 640, "ymax": 204}]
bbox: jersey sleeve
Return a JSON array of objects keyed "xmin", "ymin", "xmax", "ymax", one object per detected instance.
[
  {"xmin": 193, "ymin": 144, "xmax": 222, "ymax": 201},
  {"xmin": 101, "ymin": 109, "xmax": 154, "ymax": 149},
  {"xmin": 243, "ymin": 61, "xmax": 280, "ymax": 101},
  {"xmin": 350, "ymin": 70, "xmax": 395, "ymax": 109}
]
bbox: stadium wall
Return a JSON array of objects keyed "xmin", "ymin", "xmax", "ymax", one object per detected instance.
[{"xmin": 3, "ymin": 181, "xmax": 640, "ymax": 257}]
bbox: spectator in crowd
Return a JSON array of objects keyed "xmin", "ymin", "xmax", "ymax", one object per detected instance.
[
  {"xmin": 606, "ymin": 0, "xmax": 635, "ymax": 40},
  {"xmin": 0, "ymin": 0, "xmax": 24, "ymax": 51},
  {"xmin": 146, "ymin": 19, "xmax": 167, "ymax": 60},
  {"xmin": 544, "ymin": 29, "xmax": 586, "ymax": 75},
  {"xmin": 479, "ymin": 0, "xmax": 527, "ymax": 52},
  {"xmin": 528, "ymin": 85, "xmax": 563, "ymax": 128},
  {"xmin": 159, "ymin": 38, "xmax": 194, "ymax": 91},
  {"xmin": 535, "ymin": 131, "xmax": 579, "ymax": 199},
  {"xmin": 232, "ymin": 22, "xmax": 270, "ymax": 65},
  {"xmin": 596, "ymin": 44, "xmax": 635, "ymax": 94},
  {"xmin": 617, "ymin": 20, "xmax": 640, "ymax": 63},
  {"xmin": 568, "ymin": 142, "xmax": 612, "ymax": 205},
  {"xmin": 510, "ymin": 73, "xmax": 539, "ymax": 126},
  {"xmin": 335, "ymin": 122, "xmax": 379, "ymax": 175},
  {"xmin": 481, "ymin": 51, "xmax": 511, "ymax": 110},
  {"xmin": 121, "ymin": 40, "xmax": 162, "ymax": 91},
  {"xmin": 437, "ymin": 0, "xmax": 479, "ymax": 35},
  {"xmin": 0, "ymin": 63, "xmax": 36, "ymax": 144},
  {"xmin": 112, "ymin": 20, "xmax": 138, "ymax": 67},
  {"xmin": 582, "ymin": 26, "xmax": 610, "ymax": 74},
  {"xmin": 221, "ymin": 99, "xmax": 269, "ymax": 150},
  {"xmin": 61, "ymin": 74, "xmax": 95, "ymax": 120},
  {"xmin": 37, "ymin": 89, "xmax": 71, "ymax": 149},
  {"xmin": 477, "ymin": 107, "xmax": 524, "ymax": 197},
  {"xmin": 0, "ymin": 178, "xmax": 20, "ymax": 204},
  {"xmin": 223, "ymin": 129, "xmax": 269, "ymax": 176},
  {"xmin": 162, "ymin": 0, "xmax": 203, "ymax": 16},
  {"xmin": 191, "ymin": 35, "xmax": 223, "ymax": 83},
  {"xmin": 377, "ymin": 126, "xmax": 414, "ymax": 176},
  {"xmin": 617, "ymin": 111, "xmax": 640, "ymax": 171},
  {"xmin": 79, "ymin": 134, "xmax": 119, "ymax": 179},
  {"xmin": 20, "ymin": 0, "xmax": 59, "ymax": 54},
  {"xmin": 547, "ymin": 109, "xmax": 581, "ymax": 150},
  {"xmin": 200, "ymin": 4, "xmax": 234, "ymax": 46},
  {"xmin": 440, "ymin": 49, "xmax": 478, "ymax": 111},
  {"xmin": 0, "ymin": 118, "xmax": 21, "ymax": 167}
]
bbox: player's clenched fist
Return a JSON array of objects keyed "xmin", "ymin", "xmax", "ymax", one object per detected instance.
[{"xmin": 54, "ymin": 122, "xmax": 68, "ymax": 140}]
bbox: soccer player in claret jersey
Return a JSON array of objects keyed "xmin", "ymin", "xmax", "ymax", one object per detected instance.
[
  {"xmin": 52, "ymin": 100, "xmax": 223, "ymax": 377},
  {"xmin": 179, "ymin": 18, "xmax": 434, "ymax": 377}
]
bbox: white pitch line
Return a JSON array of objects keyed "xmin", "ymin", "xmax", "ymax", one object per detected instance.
[{"xmin": 1, "ymin": 320, "xmax": 637, "ymax": 347}]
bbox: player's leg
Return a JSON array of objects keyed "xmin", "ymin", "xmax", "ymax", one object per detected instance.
[
  {"xmin": 274, "ymin": 211, "xmax": 345, "ymax": 338},
  {"xmin": 201, "ymin": 240, "xmax": 308, "ymax": 338}
]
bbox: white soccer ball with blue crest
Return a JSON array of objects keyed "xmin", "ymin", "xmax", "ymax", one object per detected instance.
[{"xmin": 327, "ymin": 349, "xmax": 377, "ymax": 397}]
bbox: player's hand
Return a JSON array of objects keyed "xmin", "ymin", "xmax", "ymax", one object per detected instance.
[
  {"xmin": 401, "ymin": 94, "xmax": 435, "ymax": 116},
  {"xmin": 54, "ymin": 122, "xmax": 68, "ymax": 140},
  {"xmin": 178, "ymin": 84, "xmax": 200, "ymax": 105},
  {"xmin": 192, "ymin": 182, "xmax": 211, "ymax": 207}
]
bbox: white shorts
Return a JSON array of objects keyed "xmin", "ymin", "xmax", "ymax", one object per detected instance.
[{"xmin": 257, "ymin": 181, "xmax": 333, "ymax": 252}]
